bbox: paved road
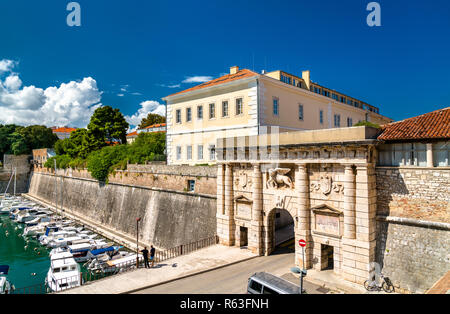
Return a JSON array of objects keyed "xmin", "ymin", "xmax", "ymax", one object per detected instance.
[{"xmin": 133, "ymin": 240, "xmax": 332, "ymax": 294}]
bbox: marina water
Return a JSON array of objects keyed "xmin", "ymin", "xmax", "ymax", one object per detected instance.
[{"xmin": 0, "ymin": 215, "xmax": 50, "ymax": 292}]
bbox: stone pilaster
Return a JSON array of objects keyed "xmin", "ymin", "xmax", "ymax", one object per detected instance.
[
  {"xmin": 249, "ymin": 164, "xmax": 263, "ymax": 255},
  {"xmin": 216, "ymin": 164, "xmax": 226, "ymax": 243},
  {"xmin": 217, "ymin": 164, "xmax": 225, "ymax": 216},
  {"xmin": 342, "ymin": 164, "xmax": 377, "ymax": 284},
  {"xmin": 427, "ymin": 143, "xmax": 434, "ymax": 167},
  {"xmin": 221, "ymin": 164, "xmax": 235, "ymax": 246},
  {"xmin": 343, "ymin": 165, "xmax": 356, "ymax": 239},
  {"xmin": 295, "ymin": 164, "xmax": 312, "ymax": 269}
]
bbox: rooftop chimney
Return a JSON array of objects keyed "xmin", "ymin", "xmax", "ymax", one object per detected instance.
[
  {"xmin": 230, "ymin": 66, "xmax": 239, "ymax": 75},
  {"xmin": 302, "ymin": 70, "xmax": 311, "ymax": 90}
]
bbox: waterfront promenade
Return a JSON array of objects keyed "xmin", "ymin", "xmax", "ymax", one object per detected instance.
[{"xmin": 59, "ymin": 245, "xmax": 257, "ymax": 294}]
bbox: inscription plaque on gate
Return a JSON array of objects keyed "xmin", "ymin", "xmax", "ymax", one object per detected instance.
[
  {"xmin": 312, "ymin": 204, "xmax": 342, "ymax": 237},
  {"xmin": 315, "ymin": 214, "xmax": 339, "ymax": 235}
]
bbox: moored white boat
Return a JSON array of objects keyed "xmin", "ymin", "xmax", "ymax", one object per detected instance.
[
  {"xmin": 46, "ymin": 252, "xmax": 81, "ymax": 292},
  {"xmin": 0, "ymin": 265, "xmax": 14, "ymax": 294}
]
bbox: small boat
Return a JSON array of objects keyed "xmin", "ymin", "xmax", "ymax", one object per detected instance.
[
  {"xmin": 40, "ymin": 231, "xmax": 76, "ymax": 246},
  {"xmin": 25, "ymin": 215, "xmax": 53, "ymax": 227},
  {"xmin": 9, "ymin": 207, "xmax": 32, "ymax": 220},
  {"xmin": 15, "ymin": 209, "xmax": 42, "ymax": 223},
  {"xmin": 23, "ymin": 222, "xmax": 53, "ymax": 237},
  {"xmin": 85, "ymin": 249, "xmax": 140, "ymax": 274},
  {"xmin": 0, "ymin": 265, "xmax": 14, "ymax": 295},
  {"xmin": 46, "ymin": 252, "xmax": 81, "ymax": 292},
  {"xmin": 47, "ymin": 236, "xmax": 84, "ymax": 248}
]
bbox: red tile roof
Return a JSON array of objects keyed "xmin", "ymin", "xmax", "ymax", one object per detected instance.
[
  {"xmin": 52, "ymin": 127, "xmax": 77, "ymax": 133},
  {"xmin": 166, "ymin": 69, "xmax": 258, "ymax": 97},
  {"xmin": 126, "ymin": 131, "xmax": 138, "ymax": 137},
  {"xmin": 143, "ymin": 123, "xmax": 166, "ymax": 129},
  {"xmin": 378, "ymin": 107, "xmax": 450, "ymax": 141}
]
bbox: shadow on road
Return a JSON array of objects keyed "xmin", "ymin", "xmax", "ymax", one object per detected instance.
[{"xmin": 271, "ymin": 238, "xmax": 295, "ymax": 256}]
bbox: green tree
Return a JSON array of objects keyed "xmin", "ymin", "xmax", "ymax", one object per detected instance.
[
  {"xmin": 138, "ymin": 113, "xmax": 166, "ymax": 129},
  {"xmin": 9, "ymin": 132, "xmax": 28, "ymax": 155},
  {"xmin": 67, "ymin": 129, "xmax": 92, "ymax": 159},
  {"xmin": 19, "ymin": 125, "xmax": 59, "ymax": 151},
  {"xmin": 127, "ymin": 132, "xmax": 166, "ymax": 164},
  {"xmin": 0, "ymin": 124, "xmax": 20, "ymax": 159},
  {"xmin": 87, "ymin": 106, "xmax": 129, "ymax": 148}
]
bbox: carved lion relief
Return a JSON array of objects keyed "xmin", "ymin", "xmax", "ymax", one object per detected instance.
[{"xmin": 267, "ymin": 168, "xmax": 294, "ymax": 189}]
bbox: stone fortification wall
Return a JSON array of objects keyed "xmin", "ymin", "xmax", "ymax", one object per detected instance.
[
  {"xmin": 375, "ymin": 166, "xmax": 450, "ymax": 293},
  {"xmin": 28, "ymin": 171, "xmax": 217, "ymax": 250}
]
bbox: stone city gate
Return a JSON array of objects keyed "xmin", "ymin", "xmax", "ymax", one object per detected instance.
[{"xmin": 216, "ymin": 127, "xmax": 379, "ymax": 284}]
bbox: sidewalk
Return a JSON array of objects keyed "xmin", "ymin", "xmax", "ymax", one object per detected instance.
[
  {"xmin": 298, "ymin": 269, "xmax": 366, "ymax": 294},
  {"xmin": 426, "ymin": 271, "xmax": 450, "ymax": 294},
  {"xmin": 60, "ymin": 245, "xmax": 257, "ymax": 294},
  {"xmin": 297, "ymin": 269, "xmax": 400, "ymax": 294}
]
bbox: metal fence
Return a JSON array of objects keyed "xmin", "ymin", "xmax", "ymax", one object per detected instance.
[{"xmin": 10, "ymin": 235, "xmax": 219, "ymax": 294}]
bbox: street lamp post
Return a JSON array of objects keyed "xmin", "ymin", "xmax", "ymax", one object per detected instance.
[{"xmin": 136, "ymin": 217, "xmax": 141, "ymax": 268}]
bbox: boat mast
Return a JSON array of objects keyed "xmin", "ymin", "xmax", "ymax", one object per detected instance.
[
  {"xmin": 54, "ymin": 159, "xmax": 58, "ymax": 217},
  {"xmin": 13, "ymin": 167, "xmax": 16, "ymax": 196},
  {"xmin": 3, "ymin": 167, "xmax": 14, "ymax": 197}
]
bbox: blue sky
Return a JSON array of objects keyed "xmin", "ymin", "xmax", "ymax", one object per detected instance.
[{"xmin": 0, "ymin": 0, "xmax": 449, "ymax": 128}]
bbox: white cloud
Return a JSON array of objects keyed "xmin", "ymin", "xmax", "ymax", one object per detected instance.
[
  {"xmin": 0, "ymin": 58, "xmax": 165, "ymax": 131},
  {"xmin": 0, "ymin": 63, "xmax": 103, "ymax": 128},
  {"xmin": 0, "ymin": 59, "xmax": 17, "ymax": 73},
  {"xmin": 182, "ymin": 76, "xmax": 213, "ymax": 84},
  {"xmin": 4, "ymin": 74, "xmax": 22, "ymax": 91},
  {"xmin": 157, "ymin": 83, "xmax": 181, "ymax": 89},
  {"xmin": 125, "ymin": 100, "xmax": 166, "ymax": 128}
]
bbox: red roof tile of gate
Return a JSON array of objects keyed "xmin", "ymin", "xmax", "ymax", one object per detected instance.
[{"xmin": 378, "ymin": 107, "xmax": 450, "ymax": 141}]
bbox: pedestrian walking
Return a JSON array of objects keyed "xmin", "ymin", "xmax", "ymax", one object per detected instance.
[
  {"xmin": 150, "ymin": 245, "xmax": 156, "ymax": 268},
  {"xmin": 141, "ymin": 246, "xmax": 150, "ymax": 268}
]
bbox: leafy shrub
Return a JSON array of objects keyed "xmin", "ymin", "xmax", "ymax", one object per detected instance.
[
  {"xmin": 47, "ymin": 131, "xmax": 166, "ymax": 182},
  {"xmin": 353, "ymin": 121, "xmax": 381, "ymax": 129}
]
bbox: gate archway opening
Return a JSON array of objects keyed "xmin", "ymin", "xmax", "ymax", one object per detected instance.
[{"xmin": 266, "ymin": 208, "xmax": 295, "ymax": 255}]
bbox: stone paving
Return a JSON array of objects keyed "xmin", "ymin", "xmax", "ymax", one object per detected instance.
[
  {"xmin": 426, "ymin": 271, "xmax": 450, "ymax": 294},
  {"xmin": 59, "ymin": 245, "xmax": 257, "ymax": 294}
]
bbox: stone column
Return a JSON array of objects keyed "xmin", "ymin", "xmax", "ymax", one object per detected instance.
[
  {"xmin": 222, "ymin": 164, "xmax": 235, "ymax": 246},
  {"xmin": 216, "ymin": 164, "xmax": 225, "ymax": 243},
  {"xmin": 343, "ymin": 165, "xmax": 356, "ymax": 239},
  {"xmin": 217, "ymin": 164, "xmax": 225, "ymax": 216},
  {"xmin": 296, "ymin": 164, "xmax": 312, "ymax": 269},
  {"xmin": 427, "ymin": 143, "xmax": 434, "ymax": 167},
  {"xmin": 249, "ymin": 164, "xmax": 263, "ymax": 255},
  {"xmin": 342, "ymin": 163, "xmax": 377, "ymax": 284}
]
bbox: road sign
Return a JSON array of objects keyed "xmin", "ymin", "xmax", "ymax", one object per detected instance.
[{"xmin": 298, "ymin": 239, "xmax": 306, "ymax": 247}]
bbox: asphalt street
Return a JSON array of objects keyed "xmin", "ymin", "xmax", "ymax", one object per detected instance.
[{"xmin": 133, "ymin": 239, "xmax": 332, "ymax": 294}]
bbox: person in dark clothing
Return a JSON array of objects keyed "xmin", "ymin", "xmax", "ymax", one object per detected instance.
[
  {"xmin": 141, "ymin": 247, "xmax": 150, "ymax": 268},
  {"xmin": 150, "ymin": 245, "xmax": 156, "ymax": 268}
]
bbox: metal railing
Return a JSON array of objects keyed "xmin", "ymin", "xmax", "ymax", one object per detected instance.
[
  {"xmin": 154, "ymin": 235, "xmax": 219, "ymax": 263},
  {"xmin": 11, "ymin": 235, "xmax": 219, "ymax": 294}
]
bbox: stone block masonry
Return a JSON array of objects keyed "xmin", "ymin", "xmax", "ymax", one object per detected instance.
[
  {"xmin": 35, "ymin": 164, "xmax": 217, "ymax": 196},
  {"xmin": 376, "ymin": 167, "xmax": 449, "ymax": 223},
  {"xmin": 0, "ymin": 154, "xmax": 31, "ymax": 194},
  {"xmin": 376, "ymin": 217, "xmax": 450, "ymax": 293},
  {"xmin": 376, "ymin": 166, "xmax": 450, "ymax": 293},
  {"xmin": 28, "ymin": 172, "xmax": 217, "ymax": 250}
]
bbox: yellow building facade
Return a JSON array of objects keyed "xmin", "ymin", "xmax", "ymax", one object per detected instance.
[{"xmin": 163, "ymin": 66, "xmax": 392, "ymax": 165}]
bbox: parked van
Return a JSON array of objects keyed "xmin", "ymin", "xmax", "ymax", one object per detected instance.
[{"xmin": 247, "ymin": 272, "xmax": 300, "ymax": 294}]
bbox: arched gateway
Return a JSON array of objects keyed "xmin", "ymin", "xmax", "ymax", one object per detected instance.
[{"xmin": 216, "ymin": 127, "xmax": 379, "ymax": 285}]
